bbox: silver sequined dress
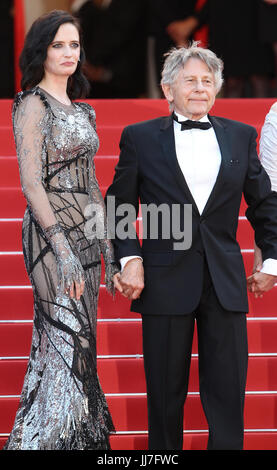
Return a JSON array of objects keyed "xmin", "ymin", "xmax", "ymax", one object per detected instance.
[{"xmin": 4, "ymin": 87, "xmax": 118, "ymax": 450}]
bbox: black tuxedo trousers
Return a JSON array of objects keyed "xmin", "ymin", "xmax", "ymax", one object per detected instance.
[{"xmin": 142, "ymin": 258, "xmax": 248, "ymax": 450}]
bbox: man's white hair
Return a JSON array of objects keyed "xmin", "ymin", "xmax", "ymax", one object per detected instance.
[{"xmin": 161, "ymin": 41, "xmax": 224, "ymax": 95}]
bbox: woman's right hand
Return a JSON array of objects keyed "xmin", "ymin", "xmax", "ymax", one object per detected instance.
[
  {"xmin": 44, "ymin": 223, "xmax": 85, "ymax": 300},
  {"xmin": 59, "ymin": 254, "xmax": 85, "ymax": 300}
]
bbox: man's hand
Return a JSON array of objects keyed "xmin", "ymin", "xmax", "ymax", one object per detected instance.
[
  {"xmin": 82, "ymin": 62, "xmax": 111, "ymax": 83},
  {"xmin": 263, "ymin": 0, "xmax": 277, "ymax": 5},
  {"xmin": 166, "ymin": 17, "xmax": 199, "ymax": 46},
  {"xmin": 119, "ymin": 258, "xmax": 144, "ymax": 300},
  {"xmin": 253, "ymin": 243, "xmax": 263, "ymax": 274},
  {"xmin": 247, "ymin": 272, "xmax": 277, "ymax": 298}
]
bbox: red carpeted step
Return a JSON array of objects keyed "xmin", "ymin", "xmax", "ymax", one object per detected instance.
[
  {"xmin": 0, "ymin": 286, "xmax": 138, "ymax": 321},
  {"xmin": 0, "ymin": 253, "xmax": 29, "ymax": 285},
  {"xmin": 0, "ymin": 220, "xmax": 22, "ymax": 251},
  {"xmin": 0, "ymin": 217, "xmax": 254, "ymax": 252},
  {"xmin": 0, "ymin": 187, "xmax": 110, "ymax": 218},
  {"xmin": 0, "ymin": 124, "xmax": 263, "ymax": 158},
  {"xmin": 109, "ymin": 431, "xmax": 277, "ymax": 451},
  {"xmin": 0, "ymin": 128, "xmax": 15, "ymax": 156},
  {"xmin": 248, "ymin": 288, "xmax": 277, "ymax": 317},
  {"xmin": 0, "ymin": 288, "xmax": 33, "ymax": 320},
  {"xmin": 9, "ymin": 151, "xmax": 262, "ymax": 231},
  {"xmin": 95, "ymin": 156, "xmax": 118, "ymax": 186},
  {"xmin": 0, "ymin": 243, "xmax": 255, "ymax": 285},
  {"xmin": 1, "ymin": 394, "xmax": 277, "ymax": 433},
  {"xmin": 1, "ymin": 283, "xmax": 276, "ymax": 321},
  {"xmin": 0, "ymin": 193, "xmax": 250, "ymax": 220},
  {"xmin": 0, "ymin": 175, "xmax": 249, "ymax": 222},
  {"xmin": 1, "ymin": 355, "xmax": 277, "ymax": 396},
  {"xmin": 0, "ymin": 217, "xmax": 253, "ymax": 259},
  {"xmin": 0, "ymin": 157, "xmax": 20, "ymax": 187},
  {"xmin": 0, "ymin": 100, "xmax": 12, "ymax": 126},
  {"xmin": 0, "ymin": 98, "xmax": 271, "ymax": 160},
  {"xmin": 0, "ymin": 189, "xmax": 26, "ymax": 218},
  {"xmin": 0, "ymin": 156, "xmax": 258, "ymax": 234},
  {"xmin": 0, "ymin": 127, "xmax": 124, "ymax": 157},
  {"xmin": 236, "ymin": 218, "xmax": 254, "ymax": 249},
  {"xmin": 0, "ymin": 319, "xmax": 276, "ymax": 357},
  {"xmin": 0, "ymin": 321, "xmax": 142, "ymax": 357},
  {"xmin": 0, "ymin": 98, "xmax": 274, "ymax": 127},
  {"xmin": 0, "ymin": 253, "xmax": 107, "ymax": 285},
  {"xmin": 98, "ymin": 355, "xmax": 277, "ymax": 393},
  {"xmin": 0, "ymin": 156, "xmax": 118, "ymax": 189},
  {"xmin": 89, "ymin": 98, "xmax": 273, "ymax": 129}
]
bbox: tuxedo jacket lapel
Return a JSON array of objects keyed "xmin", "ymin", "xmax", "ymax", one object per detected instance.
[
  {"xmin": 159, "ymin": 115, "xmax": 200, "ymax": 216},
  {"xmin": 159, "ymin": 114, "xmax": 233, "ymax": 218},
  {"xmin": 201, "ymin": 115, "xmax": 232, "ymax": 216}
]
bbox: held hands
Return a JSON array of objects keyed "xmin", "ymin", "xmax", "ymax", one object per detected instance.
[
  {"xmin": 247, "ymin": 244, "xmax": 277, "ymax": 298},
  {"xmin": 247, "ymin": 271, "xmax": 277, "ymax": 298},
  {"xmin": 113, "ymin": 258, "xmax": 144, "ymax": 300}
]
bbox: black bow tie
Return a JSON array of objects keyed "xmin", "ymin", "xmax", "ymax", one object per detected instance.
[{"xmin": 173, "ymin": 113, "xmax": 212, "ymax": 131}]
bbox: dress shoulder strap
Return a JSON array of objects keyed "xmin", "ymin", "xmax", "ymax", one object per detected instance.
[{"xmin": 13, "ymin": 87, "xmax": 52, "ymax": 114}]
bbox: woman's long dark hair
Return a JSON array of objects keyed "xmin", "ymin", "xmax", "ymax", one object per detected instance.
[{"xmin": 19, "ymin": 10, "xmax": 90, "ymax": 99}]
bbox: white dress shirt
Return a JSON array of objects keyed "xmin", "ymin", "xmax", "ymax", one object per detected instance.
[
  {"xmin": 120, "ymin": 111, "xmax": 277, "ymax": 276},
  {"xmin": 260, "ymin": 108, "xmax": 277, "ymax": 191},
  {"xmin": 259, "ymin": 108, "xmax": 277, "ymax": 276},
  {"xmin": 173, "ymin": 112, "xmax": 221, "ymax": 214}
]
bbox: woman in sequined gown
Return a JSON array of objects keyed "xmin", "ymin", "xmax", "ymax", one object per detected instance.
[{"xmin": 4, "ymin": 10, "xmax": 120, "ymax": 450}]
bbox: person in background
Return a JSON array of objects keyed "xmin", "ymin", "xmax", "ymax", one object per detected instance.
[
  {"xmin": 259, "ymin": 0, "xmax": 277, "ymax": 96},
  {"xmin": 0, "ymin": 0, "xmax": 14, "ymax": 97},
  {"xmin": 74, "ymin": 0, "xmax": 147, "ymax": 98},
  {"xmin": 162, "ymin": 0, "xmax": 275, "ymax": 98},
  {"xmin": 251, "ymin": 100, "xmax": 277, "ymax": 288},
  {"xmin": 251, "ymin": 0, "xmax": 277, "ymax": 273},
  {"xmin": 148, "ymin": 0, "xmax": 197, "ymax": 90}
]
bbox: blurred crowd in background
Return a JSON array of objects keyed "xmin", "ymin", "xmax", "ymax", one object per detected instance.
[{"xmin": 2, "ymin": 0, "xmax": 277, "ymax": 99}]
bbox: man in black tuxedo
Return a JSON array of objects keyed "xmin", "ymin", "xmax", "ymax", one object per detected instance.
[{"xmin": 107, "ymin": 43, "xmax": 277, "ymax": 450}]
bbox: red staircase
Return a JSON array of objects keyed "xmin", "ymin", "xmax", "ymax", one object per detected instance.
[{"xmin": 0, "ymin": 98, "xmax": 277, "ymax": 450}]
